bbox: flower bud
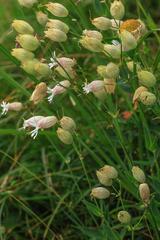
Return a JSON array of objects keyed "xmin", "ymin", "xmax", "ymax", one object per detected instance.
[
  {"xmin": 80, "ymin": 36, "xmax": 104, "ymax": 52},
  {"xmin": 36, "ymin": 11, "xmax": 48, "ymax": 26},
  {"xmin": 120, "ymin": 19, "xmax": 146, "ymax": 40},
  {"xmin": 139, "ymin": 183, "xmax": 150, "ymax": 204},
  {"xmin": 98, "ymin": 165, "xmax": 118, "ymax": 179},
  {"xmin": 104, "ymin": 44, "xmax": 121, "ymax": 59},
  {"xmin": 127, "ymin": 61, "xmax": 141, "ymax": 72},
  {"xmin": 12, "ymin": 20, "xmax": 34, "ymax": 34},
  {"xmin": 111, "ymin": 19, "xmax": 123, "ymax": 29},
  {"xmin": 16, "ymin": 34, "xmax": 40, "ymax": 51},
  {"xmin": 132, "ymin": 86, "xmax": 148, "ymax": 104},
  {"xmin": 83, "ymin": 80, "xmax": 105, "ymax": 94},
  {"xmin": 57, "ymin": 128, "xmax": 73, "ymax": 145},
  {"xmin": 91, "ymin": 187, "xmax": 110, "ymax": 199},
  {"xmin": 57, "ymin": 57, "xmax": 76, "ymax": 68},
  {"xmin": 104, "ymin": 78, "xmax": 116, "ymax": 94},
  {"xmin": 21, "ymin": 59, "xmax": 39, "ymax": 75},
  {"xmin": 46, "ymin": 19, "xmax": 69, "ymax": 33},
  {"xmin": 97, "ymin": 65, "xmax": 108, "ymax": 78},
  {"xmin": 93, "ymin": 88, "xmax": 107, "ymax": 101},
  {"xmin": 45, "ymin": 2, "xmax": 68, "ymax": 17},
  {"xmin": 117, "ymin": 211, "xmax": 131, "ymax": 224},
  {"xmin": 132, "ymin": 166, "xmax": 146, "ymax": 183},
  {"xmin": 92, "ymin": 17, "xmax": 111, "ymax": 31},
  {"xmin": 55, "ymin": 66, "xmax": 76, "ymax": 79},
  {"xmin": 60, "ymin": 116, "xmax": 76, "ymax": 133},
  {"xmin": 37, "ymin": 116, "xmax": 58, "ymax": 129},
  {"xmin": 30, "ymin": 82, "xmax": 47, "ymax": 104},
  {"xmin": 34, "ymin": 62, "xmax": 52, "ymax": 77},
  {"xmin": 45, "ymin": 28, "xmax": 67, "ymax": 42},
  {"xmin": 139, "ymin": 91, "xmax": 156, "ymax": 106},
  {"xmin": 120, "ymin": 30, "xmax": 137, "ymax": 51},
  {"xmin": 110, "ymin": 0, "xmax": 125, "ymax": 20},
  {"xmin": 83, "ymin": 30, "xmax": 103, "ymax": 41},
  {"xmin": 96, "ymin": 170, "xmax": 113, "ymax": 186},
  {"xmin": 137, "ymin": 70, "xmax": 156, "ymax": 87},
  {"xmin": 18, "ymin": 0, "xmax": 37, "ymax": 8},
  {"xmin": 11, "ymin": 48, "xmax": 34, "ymax": 62},
  {"xmin": 105, "ymin": 62, "xmax": 119, "ymax": 79}
]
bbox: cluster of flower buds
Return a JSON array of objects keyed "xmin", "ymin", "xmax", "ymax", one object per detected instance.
[
  {"xmin": 132, "ymin": 166, "xmax": 150, "ymax": 206},
  {"xmin": 23, "ymin": 115, "xmax": 76, "ymax": 143},
  {"xmin": 91, "ymin": 165, "xmax": 118, "ymax": 200},
  {"xmin": 11, "ymin": 20, "xmax": 51, "ymax": 78}
]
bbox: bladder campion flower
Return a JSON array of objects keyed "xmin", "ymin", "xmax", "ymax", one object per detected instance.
[
  {"xmin": 132, "ymin": 166, "xmax": 146, "ymax": 183},
  {"xmin": 91, "ymin": 187, "xmax": 110, "ymax": 199},
  {"xmin": 12, "ymin": 20, "xmax": 34, "ymax": 35},
  {"xmin": 30, "ymin": 82, "xmax": 47, "ymax": 104},
  {"xmin": 1, "ymin": 102, "xmax": 23, "ymax": 115},
  {"xmin": 117, "ymin": 211, "xmax": 131, "ymax": 224},
  {"xmin": 92, "ymin": 17, "xmax": 112, "ymax": 31},
  {"xmin": 110, "ymin": 0, "xmax": 125, "ymax": 20},
  {"xmin": 57, "ymin": 128, "xmax": 73, "ymax": 145},
  {"xmin": 45, "ymin": 3, "xmax": 69, "ymax": 17},
  {"xmin": 18, "ymin": 0, "xmax": 38, "ymax": 8}
]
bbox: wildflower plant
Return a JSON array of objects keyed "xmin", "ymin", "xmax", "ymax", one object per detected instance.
[{"xmin": 0, "ymin": 0, "xmax": 160, "ymax": 239}]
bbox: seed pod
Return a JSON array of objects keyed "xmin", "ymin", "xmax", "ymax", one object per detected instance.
[
  {"xmin": 57, "ymin": 128, "xmax": 73, "ymax": 145},
  {"xmin": 117, "ymin": 211, "xmax": 131, "ymax": 224},
  {"xmin": 137, "ymin": 70, "xmax": 156, "ymax": 87},
  {"xmin": 21, "ymin": 59, "xmax": 39, "ymax": 75},
  {"xmin": 96, "ymin": 170, "xmax": 113, "ymax": 186},
  {"xmin": 110, "ymin": 0, "xmax": 125, "ymax": 20},
  {"xmin": 132, "ymin": 166, "xmax": 146, "ymax": 183},
  {"xmin": 16, "ymin": 34, "xmax": 40, "ymax": 51},
  {"xmin": 34, "ymin": 62, "xmax": 52, "ymax": 77},
  {"xmin": 127, "ymin": 61, "xmax": 141, "ymax": 72},
  {"xmin": 120, "ymin": 30, "xmax": 137, "ymax": 51},
  {"xmin": 11, "ymin": 48, "xmax": 35, "ymax": 62},
  {"xmin": 83, "ymin": 80, "xmax": 105, "ymax": 94},
  {"xmin": 30, "ymin": 82, "xmax": 47, "ymax": 104},
  {"xmin": 18, "ymin": 0, "xmax": 38, "ymax": 8},
  {"xmin": 104, "ymin": 78, "xmax": 116, "ymax": 94},
  {"xmin": 139, "ymin": 91, "xmax": 156, "ymax": 106},
  {"xmin": 83, "ymin": 30, "xmax": 103, "ymax": 41},
  {"xmin": 105, "ymin": 62, "xmax": 119, "ymax": 79},
  {"xmin": 80, "ymin": 36, "xmax": 104, "ymax": 52},
  {"xmin": 37, "ymin": 116, "xmax": 58, "ymax": 129},
  {"xmin": 98, "ymin": 165, "xmax": 118, "ymax": 179},
  {"xmin": 12, "ymin": 20, "xmax": 34, "ymax": 35},
  {"xmin": 132, "ymin": 86, "xmax": 148, "ymax": 104},
  {"xmin": 60, "ymin": 116, "xmax": 76, "ymax": 133},
  {"xmin": 91, "ymin": 187, "xmax": 110, "ymax": 199},
  {"xmin": 139, "ymin": 183, "xmax": 150, "ymax": 204},
  {"xmin": 36, "ymin": 11, "xmax": 48, "ymax": 26},
  {"xmin": 45, "ymin": 28, "xmax": 67, "ymax": 42},
  {"xmin": 46, "ymin": 19, "xmax": 69, "ymax": 33},
  {"xmin": 45, "ymin": 2, "xmax": 68, "ymax": 17},
  {"xmin": 92, "ymin": 17, "xmax": 111, "ymax": 31},
  {"xmin": 104, "ymin": 44, "xmax": 121, "ymax": 59}
]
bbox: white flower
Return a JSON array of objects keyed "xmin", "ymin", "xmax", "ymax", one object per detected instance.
[
  {"xmin": 1, "ymin": 101, "xmax": 23, "ymax": 116},
  {"xmin": 83, "ymin": 80, "xmax": 105, "ymax": 94},
  {"xmin": 1, "ymin": 101, "xmax": 9, "ymax": 115},
  {"xmin": 48, "ymin": 51, "xmax": 58, "ymax": 69}
]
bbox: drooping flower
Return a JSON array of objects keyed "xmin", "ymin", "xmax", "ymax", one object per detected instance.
[
  {"xmin": 1, "ymin": 101, "xmax": 23, "ymax": 116},
  {"xmin": 83, "ymin": 80, "xmax": 105, "ymax": 94}
]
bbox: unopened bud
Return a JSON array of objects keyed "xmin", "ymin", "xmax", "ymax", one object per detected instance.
[
  {"xmin": 60, "ymin": 116, "xmax": 76, "ymax": 133},
  {"xmin": 91, "ymin": 187, "xmax": 110, "ymax": 199},
  {"xmin": 93, "ymin": 88, "xmax": 107, "ymax": 101},
  {"xmin": 133, "ymin": 86, "xmax": 148, "ymax": 104},
  {"xmin": 45, "ymin": 28, "xmax": 67, "ymax": 42},
  {"xmin": 105, "ymin": 62, "xmax": 119, "ymax": 79},
  {"xmin": 11, "ymin": 48, "xmax": 34, "ymax": 62},
  {"xmin": 137, "ymin": 70, "xmax": 156, "ymax": 87},
  {"xmin": 97, "ymin": 65, "xmax": 108, "ymax": 78},
  {"xmin": 98, "ymin": 165, "xmax": 118, "ymax": 179},
  {"xmin": 127, "ymin": 61, "xmax": 141, "ymax": 72},
  {"xmin": 36, "ymin": 11, "xmax": 48, "ymax": 26},
  {"xmin": 34, "ymin": 62, "xmax": 52, "ymax": 77},
  {"xmin": 83, "ymin": 30, "xmax": 103, "ymax": 41},
  {"xmin": 104, "ymin": 44, "xmax": 121, "ymax": 59},
  {"xmin": 55, "ymin": 66, "xmax": 76, "ymax": 79},
  {"xmin": 120, "ymin": 30, "xmax": 137, "ymax": 51},
  {"xmin": 132, "ymin": 166, "xmax": 146, "ymax": 183},
  {"xmin": 46, "ymin": 19, "xmax": 69, "ymax": 33},
  {"xmin": 45, "ymin": 2, "xmax": 68, "ymax": 17},
  {"xmin": 139, "ymin": 183, "xmax": 150, "ymax": 205},
  {"xmin": 110, "ymin": 0, "xmax": 125, "ymax": 20},
  {"xmin": 18, "ymin": 0, "xmax": 37, "ymax": 8},
  {"xmin": 12, "ymin": 20, "xmax": 34, "ymax": 35},
  {"xmin": 16, "ymin": 34, "xmax": 40, "ymax": 51},
  {"xmin": 57, "ymin": 57, "xmax": 76, "ymax": 68},
  {"xmin": 92, "ymin": 17, "xmax": 111, "ymax": 31},
  {"xmin": 30, "ymin": 82, "xmax": 47, "ymax": 104},
  {"xmin": 80, "ymin": 36, "xmax": 104, "ymax": 52},
  {"xmin": 104, "ymin": 78, "xmax": 116, "ymax": 94},
  {"xmin": 21, "ymin": 59, "xmax": 39, "ymax": 75},
  {"xmin": 117, "ymin": 211, "xmax": 131, "ymax": 224},
  {"xmin": 139, "ymin": 91, "xmax": 156, "ymax": 106},
  {"xmin": 83, "ymin": 80, "xmax": 105, "ymax": 94},
  {"xmin": 96, "ymin": 170, "xmax": 113, "ymax": 186},
  {"xmin": 57, "ymin": 128, "xmax": 73, "ymax": 145}
]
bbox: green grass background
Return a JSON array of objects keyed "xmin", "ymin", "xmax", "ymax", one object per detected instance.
[{"xmin": 0, "ymin": 0, "xmax": 160, "ymax": 239}]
